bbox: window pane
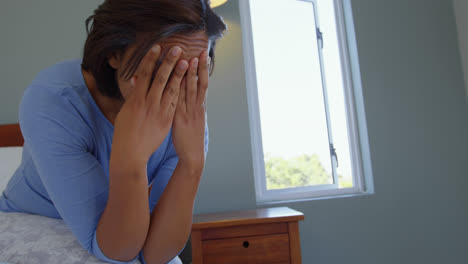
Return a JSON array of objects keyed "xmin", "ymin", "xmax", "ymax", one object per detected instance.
[
  {"xmin": 317, "ymin": 0, "xmax": 354, "ymax": 188},
  {"xmin": 249, "ymin": 0, "xmax": 333, "ymax": 190}
]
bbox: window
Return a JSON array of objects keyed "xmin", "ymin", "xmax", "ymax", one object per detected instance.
[{"xmin": 239, "ymin": 0, "xmax": 374, "ymax": 204}]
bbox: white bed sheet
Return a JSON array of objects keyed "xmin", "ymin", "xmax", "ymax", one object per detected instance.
[
  {"xmin": 0, "ymin": 147, "xmax": 22, "ymax": 192},
  {"xmin": 0, "ymin": 212, "xmax": 143, "ymax": 264},
  {"xmin": 0, "ymin": 147, "xmax": 182, "ymax": 264}
]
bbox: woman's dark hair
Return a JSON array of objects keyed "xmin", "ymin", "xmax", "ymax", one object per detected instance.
[{"xmin": 81, "ymin": 0, "xmax": 227, "ymax": 99}]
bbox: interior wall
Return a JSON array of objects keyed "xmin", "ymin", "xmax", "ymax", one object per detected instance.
[
  {"xmin": 0, "ymin": 0, "xmax": 99, "ymax": 124},
  {"xmin": 211, "ymin": 1, "xmax": 468, "ymax": 264},
  {"xmin": 193, "ymin": 3, "xmax": 257, "ymax": 214},
  {"xmin": 453, "ymin": 0, "xmax": 468, "ymax": 98}
]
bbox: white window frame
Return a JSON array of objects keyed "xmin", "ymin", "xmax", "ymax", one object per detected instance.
[{"xmin": 239, "ymin": 0, "xmax": 375, "ymax": 205}]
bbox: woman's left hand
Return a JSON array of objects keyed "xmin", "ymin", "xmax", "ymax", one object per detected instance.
[{"xmin": 172, "ymin": 50, "xmax": 209, "ymax": 172}]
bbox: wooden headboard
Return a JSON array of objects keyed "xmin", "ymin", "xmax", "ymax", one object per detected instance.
[{"xmin": 0, "ymin": 124, "xmax": 24, "ymax": 147}]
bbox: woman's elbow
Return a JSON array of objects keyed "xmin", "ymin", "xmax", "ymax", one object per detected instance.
[
  {"xmin": 92, "ymin": 230, "xmax": 146, "ymax": 263},
  {"xmin": 99, "ymin": 242, "xmax": 143, "ymax": 262},
  {"xmin": 141, "ymin": 240, "xmax": 186, "ymax": 264}
]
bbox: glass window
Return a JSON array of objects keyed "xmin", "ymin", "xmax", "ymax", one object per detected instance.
[{"xmin": 240, "ymin": 0, "xmax": 374, "ymax": 204}]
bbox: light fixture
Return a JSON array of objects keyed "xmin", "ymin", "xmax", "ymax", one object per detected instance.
[{"xmin": 210, "ymin": 0, "xmax": 229, "ymax": 8}]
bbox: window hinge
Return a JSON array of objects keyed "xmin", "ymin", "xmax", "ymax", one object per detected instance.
[
  {"xmin": 316, "ymin": 28, "xmax": 324, "ymax": 49},
  {"xmin": 330, "ymin": 143, "xmax": 338, "ymax": 167}
]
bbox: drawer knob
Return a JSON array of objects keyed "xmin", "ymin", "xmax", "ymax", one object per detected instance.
[{"xmin": 243, "ymin": 241, "xmax": 250, "ymax": 248}]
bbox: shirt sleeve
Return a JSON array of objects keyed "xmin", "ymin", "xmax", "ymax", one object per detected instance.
[{"xmin": 19, "ymin": 85, "xmax": 138, "ymax": 263}]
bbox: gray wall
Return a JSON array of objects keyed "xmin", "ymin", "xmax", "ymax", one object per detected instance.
[
  {"xmin": 2, "ymin": 0, "xmax": 468, "ymax": 264},
  {"xmin": 0, "ymin": 0, "xmax": 99, "ymax": 124},
  {"xmin": 453, "ymin": 0, "xmax": 468, "ymax": 98},
  {"xmin": 202, "ymin": 1, "xmax": 468, "ymax": 263}
]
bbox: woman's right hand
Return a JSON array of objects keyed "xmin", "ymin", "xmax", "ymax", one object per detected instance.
[{"xmin": 110, "ymin": 44, "xmax": 189, "ymax": 169}]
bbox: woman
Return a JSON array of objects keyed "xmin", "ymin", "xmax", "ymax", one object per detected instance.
[{"xmin": 0, "ymin": 0, "xmax": 226, "ymax": 263}]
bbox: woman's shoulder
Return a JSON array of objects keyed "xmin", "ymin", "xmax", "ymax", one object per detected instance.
[
  {"xmin": 21, "ymin": 58, "xmax": 101, "ymax": 116},
  {"xmin": 33, "ymin": 59, "xmax": 83, "ymax": 85},
  {"xmin": 25, "ymin": 59, "xmax": 84, "ymax": 98},
  {"xmin": 19, "ymin": 59, "xmax": 96, "ymax": 148}
]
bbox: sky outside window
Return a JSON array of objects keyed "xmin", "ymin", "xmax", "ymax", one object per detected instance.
[{"xmin": 249, "ymin": 0, "xmax": 353, "ymax": 189}]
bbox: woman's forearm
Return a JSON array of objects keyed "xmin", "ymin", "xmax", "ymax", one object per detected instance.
[
  {"xmin": 142, "ymin": 161, "xmax": 203, "ymax": 264},
  {"xmin": 96, "ymin": 160, "xmax": 151, "ymax": 261},
  {"xmin": 92, "ymin": 43, "xmax": 185, "ymax": 262}
]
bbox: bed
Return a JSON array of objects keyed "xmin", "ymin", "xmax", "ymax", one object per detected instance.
[{"xmin": 0, "ymin": 124, "xmax": 182, "ymax": 264}]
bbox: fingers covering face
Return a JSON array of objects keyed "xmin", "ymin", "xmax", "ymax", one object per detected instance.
[
  {"xmin": 161, "ymin": 59, "xmax": 188, "ymax": 115},
  {"xmin": 197, "ymin": 50, "xmax": 210, "ymax": 105},
  {"xmin": 178, "ymin": 77, "xmax": 187, "ymax": 113},
  {"xmin": 147, "ymin": 46, "xmax": 183, "ymax": 104},
  {"xmin": 133, "ymin": 45, "xmax": 161, "ymax": 100},
  {"xmin": 186, "ymin": 57, "xmax": 199, "ymax": 112},
  {"xmin": 131, "ymin": 44, "xmax": 209, "ymax": 117}
]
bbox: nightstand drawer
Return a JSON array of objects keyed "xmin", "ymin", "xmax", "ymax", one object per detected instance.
[
  {"xmin": 202, "ymin": 233, "xmax": 290, "ymax": 264},
  {"xmin": 201, "ymin": 222, "xmax": 288, "ymax": 240}
]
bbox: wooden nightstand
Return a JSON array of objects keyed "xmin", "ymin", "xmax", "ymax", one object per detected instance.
[{"xmin": 191, "ymin": 207, "xmax": 304, "ymax": 264}]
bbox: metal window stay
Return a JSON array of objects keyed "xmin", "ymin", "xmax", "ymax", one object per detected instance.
[{"xmin": 302, "ymin": 0, "xmax": 340, "ymax": 185}]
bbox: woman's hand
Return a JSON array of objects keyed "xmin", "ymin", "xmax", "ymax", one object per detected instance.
[
  {"xmin": 111, "ymin": 45, "xmax": 189, "ymax": 169},
  {"xmin": 172, "ymin": 50, "xmax": 210, "ymax": 172}
]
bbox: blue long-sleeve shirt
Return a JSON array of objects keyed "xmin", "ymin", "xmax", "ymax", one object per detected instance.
[{"xmin": 0, "ymin": 59, "xmax": 208, "ymax": 263}]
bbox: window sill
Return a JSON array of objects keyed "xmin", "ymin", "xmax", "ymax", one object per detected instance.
[{"xmin": 256, "ymin": 188, "xmax": 374, "ymax": 206}]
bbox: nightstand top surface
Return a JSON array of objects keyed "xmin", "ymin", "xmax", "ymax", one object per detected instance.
[{"xmin": 192, "ymin": 206, "xmax": 304, "ymax": 229}]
